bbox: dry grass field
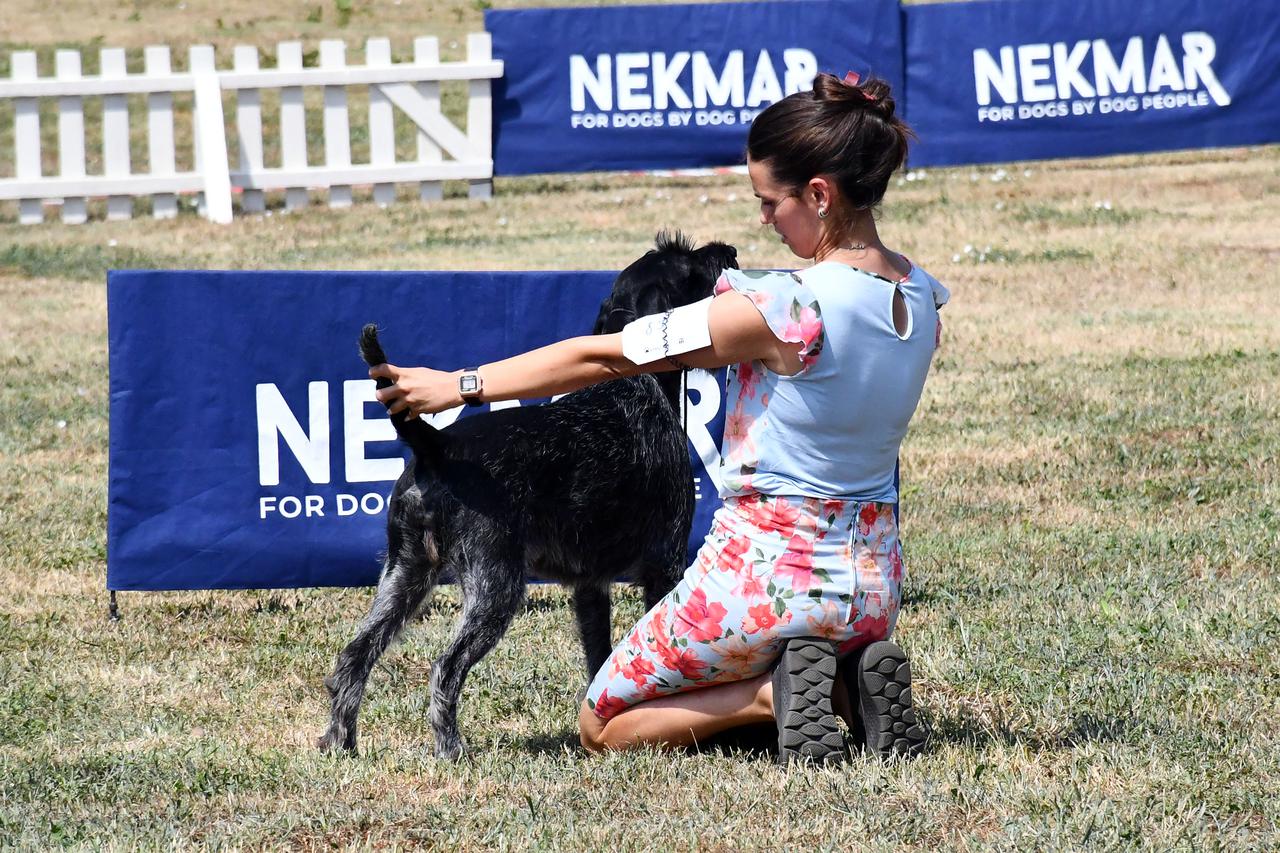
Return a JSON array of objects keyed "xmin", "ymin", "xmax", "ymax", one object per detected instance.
[{"xmin": 3, "ymin": 1, "xmax": 1280, "ymax": 849}]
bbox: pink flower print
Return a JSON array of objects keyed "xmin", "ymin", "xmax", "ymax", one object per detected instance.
[
  {"xmin": 858, "ymin": 502, "xmax": 880, "ymax": 536},
  {"xmin": 637, "ymin": 680, "xmax": 666, "ymax": 701},
  {"xmin": 723, "ymin": 408, "xmax": 754, "ymax": 445},
  {"xmin": 591, "ymin": 688, "xmax": 628, "ymax": 719},
  {"xmin": 716, "ymin": 534, "xmax": 751, "ymax": 575},
  {"xmin": 618, "ymin": 655, "xmax": 656, "ymax": 689},
  {"xmin": 797, "ymin": 499, "xmax": 821, "ymax": 536},
  {"xmin": 665, "ymin": 647, "xmax": 709, "ymax": 681},
  {"xmin": 736, "ymin": 359, "xmax": 760, "ymax": 401},
  {"xmin": 855, "ymin": 546, "xmax": 885, "ymax": 593},
  {"xmin": 775, "ymin": 534, "xmax": 817, "ymax": 593},
  {"xmin": 741, "ymin": 602, "xmax": 792, "ymax": 634},
  {"xmin": 805, "ymin": 599, "xmax": 845, "ymax": 641},
  {"xmin": 644, "ymin": 603, "xmax": 671, "ymax": 653},
  {"xmin": 848, "ymin": 592, "xmax": 891, "ymax": 644},
  {"xmin": 748, "ymin": 290, "xmax": 775, "ymax": 311},
  {"xmin": 733, "ymin": 569, "xmax": 768, "ymax": 602},
  {"xmin": 721, "ymin": 434, "xmax": 758, "ymax": 480},
  {"xmin": 673, "ymin": 587, "xmax": 729, "ymax": 643},
  {"xmin": 708, "ymin": 633, "xmax": 771, "ymax": 678},
  {"xmin": 850, "ymin": 610, "xmax": 890, "ymax": 645},
  {"xmin": 740, "ymin": 496, "xmax": 801, "ymax": 540},
  {"xmin": 713, "ymin": 273, "xmax": 734, "ymax": 296},
  {"xmin": 782, "ymin": 304, "xmax": 822, "ymax": 359},
  {"xmin": 888, "ymin": 543, "xmax": 904, "ymax": 584}
]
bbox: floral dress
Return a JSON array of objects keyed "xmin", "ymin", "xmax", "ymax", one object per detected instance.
[{"xmin": 584, "ymin": 267, "xmax": 922, "ymax": 720}]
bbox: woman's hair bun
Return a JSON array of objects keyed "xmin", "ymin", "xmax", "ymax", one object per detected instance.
[
  {"xmin": 746, "ymin": 70, "xmax": 914, "ymax": 214},
  {"xmin": 812, "ymin": 71, "xmax": 897, "ymax": 122}
]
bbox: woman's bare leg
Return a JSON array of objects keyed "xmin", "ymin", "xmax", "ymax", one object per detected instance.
[{"xmin": 579, "ymin": 672, "xmax": 775, "ymax": 752}]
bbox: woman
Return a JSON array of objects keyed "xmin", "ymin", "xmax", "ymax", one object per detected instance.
[{"xmin": 372, "ymin": 72, "xmax": 946, "ymax": 762}]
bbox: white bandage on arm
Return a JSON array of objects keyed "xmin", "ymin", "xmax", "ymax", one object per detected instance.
[{"xmin": 620, "ymin": 296, "xmax": 714, "ymax": 365}]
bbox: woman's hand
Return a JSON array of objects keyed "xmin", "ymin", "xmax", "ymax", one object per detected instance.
[{"xmin": 369, "ymin": 363, "xmax": 461, "ymax": 417}]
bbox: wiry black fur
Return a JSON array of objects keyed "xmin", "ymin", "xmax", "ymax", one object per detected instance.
[{"xmin": 317, "ymin": 233, "xmax": 738, "ymax": 758}]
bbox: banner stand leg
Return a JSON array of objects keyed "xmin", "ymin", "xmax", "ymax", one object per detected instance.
[{"xmin": 108, "ymin": 590, "xmax": 121, "ymax": 622}]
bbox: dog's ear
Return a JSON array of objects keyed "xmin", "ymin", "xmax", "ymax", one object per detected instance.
[
  {"xmin": 696, "ymin": 242, "xmax": 738, "ymax": 272},
  {"xmin": 591, "ymin": 299, "xmax": 614, "ymax": 335},
  {"xmin": 689, "ymin": 242, "xmax": 739, "ymax": 298}
]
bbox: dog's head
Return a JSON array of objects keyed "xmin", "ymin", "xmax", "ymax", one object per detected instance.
[{"xmin": 592, "ymin": 231, "xmax": 739, "ymax": 335}]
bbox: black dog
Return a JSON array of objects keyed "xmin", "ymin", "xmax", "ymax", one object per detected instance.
[{"xmin": 318, "ymin": 233, "xmax": 738, "ymax": 758}]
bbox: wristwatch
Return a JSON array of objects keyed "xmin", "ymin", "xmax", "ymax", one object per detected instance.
[{"xmin": 458, "ymin": 367, "xmax": 484, "ymax": 407}]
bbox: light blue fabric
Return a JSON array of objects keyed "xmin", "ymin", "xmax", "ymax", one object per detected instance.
[{"xmin": 714, "ymin": 261, "xmax": 947, "ymax": 503}]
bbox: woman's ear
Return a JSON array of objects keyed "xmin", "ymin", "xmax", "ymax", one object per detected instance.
[{"xmin": 808, "ymin": 175, "xmax": 836, "ymax": 210}]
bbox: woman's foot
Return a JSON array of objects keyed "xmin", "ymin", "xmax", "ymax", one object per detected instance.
[
  {"xmin": 845, "ymin": 640, "xmax": 928, "ymax": 759},
  {"xmin": 770, "ymin": 638, "xmax": 847, "ymax": 765}
]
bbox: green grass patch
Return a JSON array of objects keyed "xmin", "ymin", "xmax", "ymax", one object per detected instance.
[
  {"xmin": 0, "ymin": 242, "xmax": 186, "ymax": 282},
  {"xmin": 1011, "ymin": 202, "xmax": 1157, "ymax": 227}
]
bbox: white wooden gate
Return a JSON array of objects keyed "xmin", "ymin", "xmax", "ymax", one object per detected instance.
[{"xmin": 0, "ymin": 35, "xmax": 502, "ymax": 225}]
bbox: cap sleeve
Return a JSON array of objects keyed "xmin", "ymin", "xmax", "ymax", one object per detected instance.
[{"xmin": 714, "ymin": 269, "xmax": 825, "ymax": 370}]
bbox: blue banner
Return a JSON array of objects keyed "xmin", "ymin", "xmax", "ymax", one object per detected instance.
[
  {"xmin": 485, "ymin": 0, "xmax": 904, "ymax": 175},
  {"xmin": 107, "ymin": 271, "xmax": 728, "ymax": 591},
  {"xmin": 904, "ymin": 0, "xmax": 1280, "ymax": 167}
]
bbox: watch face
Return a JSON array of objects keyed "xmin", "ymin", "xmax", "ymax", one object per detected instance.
[{"xmin": 460, "ymin": 374, "xmax": 479, "ymax": 394}]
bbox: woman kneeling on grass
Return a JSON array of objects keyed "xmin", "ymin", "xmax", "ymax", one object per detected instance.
[{"xmin": 373, "ymin": 72, "xmax": 945, "ymax": 763}]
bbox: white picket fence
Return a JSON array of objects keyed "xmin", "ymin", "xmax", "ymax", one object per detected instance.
[{"xmin": 0, "ymin": 35, "xmax": 502, "ymax": 225}]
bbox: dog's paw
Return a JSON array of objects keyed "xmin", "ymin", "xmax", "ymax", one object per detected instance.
[
  {"xmin": 315, "ymin": 730, "xmax": 355, "ymax": 755},
  {"xmin": 433, "ymin": 739, "xmax": 466, "ymax": 761}
]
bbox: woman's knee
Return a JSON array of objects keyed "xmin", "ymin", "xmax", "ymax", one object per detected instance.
[{"xmin": 578, "ymin": 700, "xmax": 606, "ymax": 752}]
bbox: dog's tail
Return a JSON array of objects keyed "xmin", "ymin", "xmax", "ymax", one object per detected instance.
[{"xmin": 361, "ymin": 324, "xmax": 443, "ymax": 461}]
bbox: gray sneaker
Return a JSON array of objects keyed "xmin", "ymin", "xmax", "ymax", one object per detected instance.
[
  {"xmin": 771, "ymin": 637, "xmax": 848, "ymax": 765},
  {"xmin": 851, "ymin": 640, "xmax": 928, "ymax": 759}
]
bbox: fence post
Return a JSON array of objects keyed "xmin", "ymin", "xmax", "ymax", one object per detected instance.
[
  {"xmin": 366, "ymin": 38, "xmax": 397, "ymax": 207},
  {"xmin": 12, "ymin": 51, "xmax": 43, "ymax": 225},
  {"xmin": 466, "ymin": 33, "xmax": 493, "ymax": 201},
  {"xmin": 277, "ymin": 41, "xmax": 310, "ymax": 211},
  {"xmin": 190, "ymin": 45, "xmax": 233, "ymax": 225},
  {"xmin": 320, "ymin": 39, "xmax": 353, "ymax": 209},
  {"xmin": 101, "ymin": 47, "xmax": 133, "ymax": 221},
  {"xmin": 414, "ymin": 36, "xmax": 444, "ymax": 203},
  {"xmin": 233, "ymin": 45, "xmax": 266, "ymax": 214},
  {"xmin": 56, "ymin": 50, "xmax": 88, "ymax": 224},
  {"xmin": 144, "ymin": 45, "xmax": 178, "ymax": 220}
]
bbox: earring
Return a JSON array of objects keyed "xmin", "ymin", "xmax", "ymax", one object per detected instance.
[{"xmin": 817, "ymin": 207, "xmax": 828, "ymax": 219}]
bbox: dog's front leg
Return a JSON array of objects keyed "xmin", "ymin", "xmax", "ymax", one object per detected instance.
[{"xmin": 572, "ymin": 584, "xmax": 612, "ymax": 680}]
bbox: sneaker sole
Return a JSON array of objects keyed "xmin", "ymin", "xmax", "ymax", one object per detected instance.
[
  {"xmin": 772, "ymin": 638, "xmax": 847, "ymax": 766},
  {"xmin": 857, "ymin": 641, "xmax": 928, "ymax": 759}
]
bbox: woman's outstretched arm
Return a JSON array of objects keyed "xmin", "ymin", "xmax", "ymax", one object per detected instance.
[{"xmin": 370, "ymin": 291, "xmax": 803, "ymax": 417}]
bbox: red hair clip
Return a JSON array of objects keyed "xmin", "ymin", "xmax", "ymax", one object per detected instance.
[{"xmin": 843, "ymin": 70, "xmax": 877, "ymax": 101}]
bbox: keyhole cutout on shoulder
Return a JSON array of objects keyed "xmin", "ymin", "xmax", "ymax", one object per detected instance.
[{"xmin": 892, "ymin": 286, "xmax": 911, "ymax": 339}]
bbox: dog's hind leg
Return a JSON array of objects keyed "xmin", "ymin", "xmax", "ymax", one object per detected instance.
[
  {"xmin": 318, "ymin": 554, "xmax": 438, "ymax": 754},
  {"xmin": 572, "ymin": 583, "xmax": 613, "ymax": 680},
  {"xmin": 640, "ymin": 501, "xmax": 693, "ymax": 609},
  {"xmin": 428, "ymin": 562, "xmax": 526, "ymax": 760}
]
